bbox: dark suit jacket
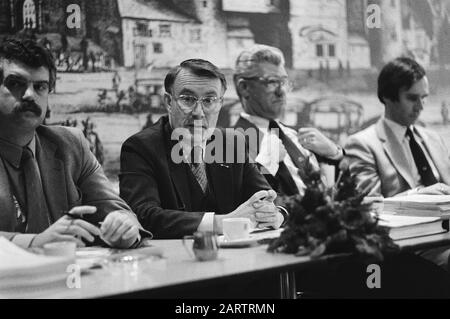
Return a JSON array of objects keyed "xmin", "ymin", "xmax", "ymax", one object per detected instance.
[
  {"xmin": 233, "ymin": 116, "xmax": 340, "ymax": 197},
  {"xmin": 0, "ymin": 126, "xmax": 137, "ymax": 241},
  {"xmin": 119, "ymin": 116, "xmax": 272, "ymax": 239}
]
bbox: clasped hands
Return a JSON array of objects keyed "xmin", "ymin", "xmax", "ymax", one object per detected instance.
[
  {"xmin": 215, "ymin": 190, "xmax": 284, "ymax": 234},
  {"xmin": 31, "ymin": 206, "xmax": 140, "ymax": 248}
]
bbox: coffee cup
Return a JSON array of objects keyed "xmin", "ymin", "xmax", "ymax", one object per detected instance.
[
  {"xmin": 43, "ymin": 241, "xmax": 76, "ymax": 259},
  {"xmin": 222, "ymin": 218, "xmax": 252, "ymax": 241}
]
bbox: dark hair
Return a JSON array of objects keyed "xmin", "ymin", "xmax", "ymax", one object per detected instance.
[
  {"xmin": 377, "ymin": 57, "xmax": 426, "ymax": 105},
  {"xmin": 164, "ymin": 59, "xmax": 227, "ymax": 94},
  {"xmin": 0, "ymin": 37, "xmax": 56, "ymax": 91}
]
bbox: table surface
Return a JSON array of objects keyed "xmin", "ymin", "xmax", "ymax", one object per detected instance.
[{"xmin": 2, "ymin": 230, "xmax": 450, "ymax": 299}]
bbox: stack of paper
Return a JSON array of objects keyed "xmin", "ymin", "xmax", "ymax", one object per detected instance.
[
  {"xmin": 383, "ymin": 195, "xmax": 450, "ymax": 217},
  {"xmin": 378, "ymin": 214, "xmax": 449, "ymax": 240},
  {"xmin": 0, "ymin": 238, "xmax": 73, "ymax": 293}
]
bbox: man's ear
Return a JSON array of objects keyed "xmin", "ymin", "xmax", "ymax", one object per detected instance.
[
  {"xmin": 163, "ymin": 92, "xmax": 172, "ymax": 112},
  {"xmin": 237, "ymin": 79, "xmax": 250, "ymax": 99}
]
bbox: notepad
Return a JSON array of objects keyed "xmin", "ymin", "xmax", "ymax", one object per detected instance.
[
  {"xmin": 378, "ymin": 214, "xmax": 449, "ymax": 240},
  {"xmin": 383, "ymin": 195, "xmax": 450, "ymax": 217},
  {"xmin": 0, "ymin": 238, "xmax": 73, "ymax": 292}
]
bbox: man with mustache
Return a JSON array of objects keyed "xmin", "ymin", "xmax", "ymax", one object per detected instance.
[
  {"xmin": 233, "ymin": 45, "xmax": 343, "ymax": 204},
  {"xmin": 0, "ymin": 38, "xmax": 146, "ymax": 249},
  {"xmin": 120, "ymin": 59, "xmax": 284, "ymax": 239}
]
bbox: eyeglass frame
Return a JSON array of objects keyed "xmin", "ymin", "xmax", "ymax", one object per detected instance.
[
  {"xmin": 1, "ymin": 74, "xmax": 51, "ymax": 97},
  {"xmin": 240, "ymin": 76, "xmax": 292, "ymax": 92},
  {"xmin": 170, "ymin": 93, "xmax": 224, "ymax": 114}
]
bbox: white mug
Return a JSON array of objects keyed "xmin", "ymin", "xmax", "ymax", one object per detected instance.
[{"xmin": 222, "ymin": 218, "xmax": 252, "ymax": 241}]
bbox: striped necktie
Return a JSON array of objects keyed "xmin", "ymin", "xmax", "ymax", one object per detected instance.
[{"xmin": 190, "ymin": 146, "xmax": 208, "ymax": 193}]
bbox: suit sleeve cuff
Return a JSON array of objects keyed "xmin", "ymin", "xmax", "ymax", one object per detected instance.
[
  {"xmin": 277, "ymin": 206, "xmax": 289, "ymax": 227},
  {"xmin": 197, "ymin": 212, "xmax": 215, "ymax": 232},
  {"xmin": 11, "ymin": 234, "xmax": 37, "ymax": 248},
  {"xmin": 329, "ymin": 146, "xmax": 344, "ymax": 161}
]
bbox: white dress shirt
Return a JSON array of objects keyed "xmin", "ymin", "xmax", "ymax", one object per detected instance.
[
  {"xmin": 383, "ymin": 117, "xmax": 440, "ymax": 187},
  {"xmin": 240, "ymin": 112, "xmax": 320, "ymax": 196}
]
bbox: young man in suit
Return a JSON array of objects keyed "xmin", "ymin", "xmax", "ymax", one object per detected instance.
[
  {"xmin": 345, "ymin": 57, "xmax": 450, "ymax": 198},
  {"xmin": 345, "ymin": 57, "xmax": 450, "ymax": 271},
  {"xmin": 0, "ymin": 38, "xmax": 144, "ymax": 249},
  {"xmin": 120, "ymin": 59, "xmax": 285, "ymax": 239},
  {"xmin": 233, "ymin": 45, "xmax": 344, "ymax": 203}
]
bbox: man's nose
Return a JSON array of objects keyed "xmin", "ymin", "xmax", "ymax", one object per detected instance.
[
  {"xmin": 22, "ymin": 83, "xmax": 37, "ymax": 100},
  {"xmin": 416, "ymin": 98, "xmax": 425, "ymax": 110},
  {"xmin": 275, "ymin": 85, "xmax": 286, "ymax": 97},
  {"xmin": 191, "ymin": 101, "xmax": 205, "ymax": 118}
]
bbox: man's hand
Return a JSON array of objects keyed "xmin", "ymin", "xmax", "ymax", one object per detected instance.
[
  {"xmin": 412, "ymin": 183, "xmax": 450, "ymax": 195},
  {"xmin": 31, "ymin": 206, "xmax": 100, "ymax": 248},
  {"xmin": 215, "ymin": 190, "xmax": 284, "ymax": 233},
  {"xmin": 100, "ymin": 211, "xmax": 140, "ymax": 248},
  {"xmin": 298, "ymin": 128, "xmax": 342, "ymax": 159}
]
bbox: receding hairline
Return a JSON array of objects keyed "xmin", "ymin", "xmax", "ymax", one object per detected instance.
[
  {"xmin": 165, "ymin": 63, "xmax": 227, "ymax": 94},
  {"xmin": 173, "ymin": 68, "xmax": 225, "ymax": 94}
]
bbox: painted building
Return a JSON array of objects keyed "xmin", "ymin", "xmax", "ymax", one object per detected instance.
[
  {"xmin": 346, "ymin": 0, "xmax": 371, "ymax": 69},
  {"xmin": 118, "ymin": 0, "xmax": 201, "ymax": 68},
  {"xmin": 401, "ymin": 0, "xmax": 435, "ymax": 66},
  {"xmin": 289, "ymin": 0, "xmax": 366, "ymax": 70}
]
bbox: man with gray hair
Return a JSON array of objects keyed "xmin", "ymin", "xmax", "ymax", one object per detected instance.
[{"xmin": 233, "ymin": 44, "xmax": 344, "ymax": 202}]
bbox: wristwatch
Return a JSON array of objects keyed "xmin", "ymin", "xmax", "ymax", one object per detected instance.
[{"xmin": 330, "ymin": 145, "xmax": 344, "ymax": 160}]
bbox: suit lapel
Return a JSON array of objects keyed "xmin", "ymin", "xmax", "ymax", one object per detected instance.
[
  {"xmin": 0, "ymin": 159, "xmax": 16, "ymax": 231},
  {"xmin": 206, "ymin": 131, "xmax": 235, "ymax": 212},
  {"xmin": 163, "ymin": 121, "xmax": 192, "ymax": 210},
  {"xmin": 234, "ymin": 116, "xmax": 263, "ymax": 161},
  {"xmin": 376, "ymin": 120, "xmax": 416, "ymax": 188},
  {"xmin": 416, "ymin": 127, "xmax": 450, "ymax": 185},
  {"xmin": 35, "ymin": 133, "xmax": 68, "ymax": 223}
]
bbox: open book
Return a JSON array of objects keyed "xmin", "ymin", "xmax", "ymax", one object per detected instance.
[
  {"xmin": 378, "ymin": 214, "xmax": 449, "ymax": 240},
  {"xmin": 0, "ymin": 238, "xmax": 73, "ymax": 293},
  {"xmin": 383, "ymin": 195, "xmax": 450, "ymax": 217}
]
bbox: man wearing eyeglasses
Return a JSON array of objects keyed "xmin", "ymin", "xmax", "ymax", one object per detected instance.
[
  {"xmin": 120, "ymin": 59, "xmax": 285, "ymax": 239},
  {"xmin": 0, "ymin": 38, "xmax": 146, "ymax": 249},
  {"xmin": 233, "ymin": 45, "xmax": 343, "ymax": 203}
]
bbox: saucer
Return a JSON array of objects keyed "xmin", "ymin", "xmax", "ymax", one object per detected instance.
[{"xmin": 217, "ymin": 235, "xmax": 259, "ymax": 248}]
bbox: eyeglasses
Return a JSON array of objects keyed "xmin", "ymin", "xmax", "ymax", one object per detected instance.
[
  {"xmin": 2, "ymin": 75, "xmax": 50, "ymax": 97},
  {"xmin": 174, "ymin": 95, "xmax": 223, "ymax": 114},
  {"xmin": 242, "ymin": 76, "xmax": 292, "ymax": 92}
]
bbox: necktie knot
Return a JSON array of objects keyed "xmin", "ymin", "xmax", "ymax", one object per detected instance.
[
  {"xmin": 405, "ymin": 127, "xmax": 414, "ymax": 139},
  {"xmin": 191, "ymin": 145, "xmax": 203, "ymax": 165},
  {"xmin": 21, "ymin": 147, "xmax": 33, "ymax": 166},
  {"xmin": 269, "ymin": 120, "xmax": 280, "ymax": 131}
]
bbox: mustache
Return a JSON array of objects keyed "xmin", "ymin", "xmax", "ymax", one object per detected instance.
[{"xmin": 14, "ymin": 100, "xmax": 42, "ymax": 116}]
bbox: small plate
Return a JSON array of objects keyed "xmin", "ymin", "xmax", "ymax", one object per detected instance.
[{"xmin": 217, "ymin": 236, "xmax": 259, "ymax": 248}]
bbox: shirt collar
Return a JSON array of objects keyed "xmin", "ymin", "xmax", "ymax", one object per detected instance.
[
  {"xmin": 383, "ymin": 117, "xmax": 414, "ymax": 142},
  {"xmin": 240, "ymin": 112, "xmax": 273, "ymax": 131},
  {"xmin": 0, "ymin": 135, "xmax": 36, "ymax": 168}
]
